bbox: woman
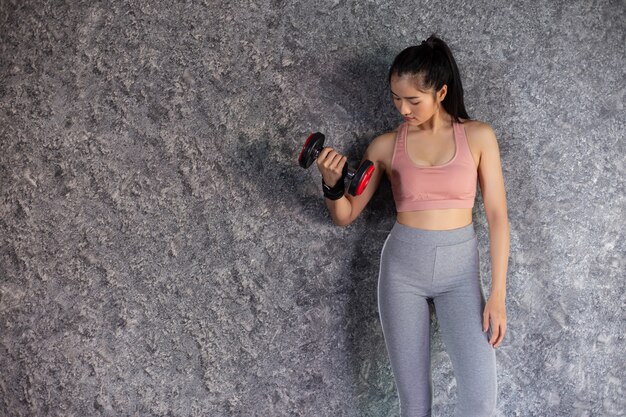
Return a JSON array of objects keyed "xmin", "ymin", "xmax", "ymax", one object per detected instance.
[{"xmin": 315, "ymin": 34, "xmax": 509, "ymax": 417}]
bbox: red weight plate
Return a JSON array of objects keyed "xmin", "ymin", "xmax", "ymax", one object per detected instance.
[
  {"xmin": 298, "ymin": 133, "xmax": 317, "ymax": 165},
  {"xmin": 355, "ymin": 164, "xmax": 375, "ymax": 196}
]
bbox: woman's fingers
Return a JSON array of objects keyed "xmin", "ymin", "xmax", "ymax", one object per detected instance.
[
  {"xmin": 316, "ymin": 148, "xmax": 347, "ymax": 186},
  {"xmin": 483, "ymin": 297, "xmax": 507, "ymax": 348},
  {"xmin": 483, "ymin": 311, "xmax": 490, "ymax": 333},
  {"xmin": 487, "ymin": 316, "xmax": 507, "ymax": 348},
  {"xmin": 328, "ymin": 153, "xmax": 345, "ymax": 171},
  {"xmin": 494, "ymin": 322, "xmax": 507, "ymax": 348},
  {"xmin": 488, "ymin": 322, "xmax": 499, "ymax": 346},
  {"xmin": 317, "ymin": 148, "xmax": 334, "ymax": 168},
  {"xmin": 483, "ymin": 309, "xmax": 507, "ymax": 348}
]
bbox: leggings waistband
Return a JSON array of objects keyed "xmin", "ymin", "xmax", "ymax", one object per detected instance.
[{"xmin": 389, "ymin": 221, "xmax": 476, "ymax": 245}]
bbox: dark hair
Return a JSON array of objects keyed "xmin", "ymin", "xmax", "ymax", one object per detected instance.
[{"xmin": 388, "ymin": 34, "xmax": 470, "ymax": 123}]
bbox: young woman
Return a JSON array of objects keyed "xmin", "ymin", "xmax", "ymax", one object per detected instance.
[{"xmin": 315, "ymin": 34, "xmax": 509, "ymax": 416}]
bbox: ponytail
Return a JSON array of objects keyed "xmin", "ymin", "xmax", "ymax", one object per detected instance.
[{"xmin": 388, "ymin": 33, "xmax": 471, "ymax": 123}]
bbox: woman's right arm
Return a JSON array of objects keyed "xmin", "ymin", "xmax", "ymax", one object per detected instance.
[{"xmin": 315, "ymin": 134, "xmax": 391, "ymax": 226}]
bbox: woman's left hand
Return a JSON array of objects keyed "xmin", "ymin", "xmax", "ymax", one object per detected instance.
[{"xmin": 483, "ymin": 296, "xmax": 507, "ymax": 348}]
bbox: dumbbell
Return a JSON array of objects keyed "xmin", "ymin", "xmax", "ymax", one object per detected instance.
[{"xmin": 298, "ymin": 132, "xmax": 375, "ymax": 196}]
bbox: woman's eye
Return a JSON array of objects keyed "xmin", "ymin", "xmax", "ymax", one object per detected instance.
[{"xmin": 391, "ymin": 97, "xmax": 419, "ymax": 105}]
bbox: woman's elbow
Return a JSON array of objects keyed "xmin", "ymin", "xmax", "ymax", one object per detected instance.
[
  {"xmin": 332, "ymin": 213, "xmax": 356, "ymax": 227},
  {"xmin": 333, "ymin": 218, "xmax": 352, "ymax": 227}
]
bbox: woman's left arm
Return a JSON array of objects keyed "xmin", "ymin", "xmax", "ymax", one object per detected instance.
[{"xmin": 475, "ymin": 122, "xmax": 510, "ymax": 348}]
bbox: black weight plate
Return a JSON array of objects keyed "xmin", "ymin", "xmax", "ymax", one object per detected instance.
[
  {"xmin": 348, "ymin": 160, "xmax": 375, "ymax": 196},
  {"xmin": 298, "ymin": 132, "xmax": 325, "ymax": 168}
]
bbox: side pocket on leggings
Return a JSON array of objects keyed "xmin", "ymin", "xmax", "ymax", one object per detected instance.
[{"xmin": 433, "ymin": 235, "xmax": 478, "ymax": 279}]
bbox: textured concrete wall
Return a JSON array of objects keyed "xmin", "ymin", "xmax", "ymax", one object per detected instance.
[{"xmin": 1, "ymin": 0, "xmax": 624, "ymax": 416}]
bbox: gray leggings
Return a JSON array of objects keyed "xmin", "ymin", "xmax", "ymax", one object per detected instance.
[{"xmin": 377, "ymin": 221, "xmax": 497, "ymax": 417}]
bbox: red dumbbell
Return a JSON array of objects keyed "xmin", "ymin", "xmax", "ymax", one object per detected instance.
[{"xmin": 298, "ymin": 132, "xmax": 375, "ymax": 196}]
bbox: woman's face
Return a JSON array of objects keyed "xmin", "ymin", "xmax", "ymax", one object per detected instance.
[{"xmin": 389, "ymin": 74, "xmax": 447, "ymax": 125}]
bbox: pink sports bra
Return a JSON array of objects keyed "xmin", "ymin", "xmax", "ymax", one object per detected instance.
[{"xmin": 390, "ymin": 120, "xmax": 477, "ymax": 211}]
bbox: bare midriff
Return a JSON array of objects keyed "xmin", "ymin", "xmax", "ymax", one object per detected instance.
[{"xmin": 396, "ymin": 208, "xmax": 473, "ymax": 231}]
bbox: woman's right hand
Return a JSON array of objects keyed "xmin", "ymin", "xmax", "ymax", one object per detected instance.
[{"xmin": 316, "ymin": 147, "xmax": 347, "ymax": 187}]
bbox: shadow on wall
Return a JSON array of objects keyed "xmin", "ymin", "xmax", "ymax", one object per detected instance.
[
  {"xmin": 318, "ymin": 48, "xmax": 403, "ymax": 415},
  {"xmin": 322, "ymin": 45, "xmax": 400, "ymax": 151},
  {"xmin": 229, "ymin": 44, "xmax": 400, "ymax": 223},
  {"xmin": 227, "ymin": 44, "xmax": 403, "ymax": 412},
  {"xmin": 232, "ymin": 127, "xmax": 334, "ymax": 225}
]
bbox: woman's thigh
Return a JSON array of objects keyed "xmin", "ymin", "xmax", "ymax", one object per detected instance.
[
  {"xmin": 431, "ymin": 236, "xmax": 497, "ymax": 413},
  {"xmin": 377, "ymin": 234, "xmax": 436, "ymax": 415}
]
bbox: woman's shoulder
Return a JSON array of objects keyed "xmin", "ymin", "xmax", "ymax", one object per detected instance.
[
  {"xmin": 460, "ymin": 118, "xmax": 497, "ymax": 139},
  {"xmin": 363, "ymin": 126, "xmax": 401, "ymax": 166},
  {"xmin": 460, "ymin": 118, "xmax": 499, "ymax": 151},
  {"xmin": 459, "ymin": 117, "xmax": 490, "ymax": 129},
  {"xmin": 375, "ymin": 128, "xmax": 400, "ymax": 142},
  {"xmin": 367, "ymin": 125, "xmax": 401, "ymax": 147}
]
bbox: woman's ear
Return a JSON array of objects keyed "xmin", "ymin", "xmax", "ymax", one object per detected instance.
[{"xmin": 437, "ymin": 84, "xmax": 448, "ymax": 102}]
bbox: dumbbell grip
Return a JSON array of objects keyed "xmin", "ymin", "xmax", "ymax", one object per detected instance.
[
  {"xmin": 343, "ymin": 164, "xmax": 357, "ymax": 180},
  {"xmin": 311, "ymin": 147, "xmax": 355, "ymax": 179}
]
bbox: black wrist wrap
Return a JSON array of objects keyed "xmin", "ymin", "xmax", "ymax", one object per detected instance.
[{"xmin": 322, "ymin": 178, "xmax": 345, "ymax": 200}]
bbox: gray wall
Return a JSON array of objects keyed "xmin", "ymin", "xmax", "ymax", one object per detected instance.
[{"xmin": 1, "ymin": 0, "xmax": 624, "ymax": 416}]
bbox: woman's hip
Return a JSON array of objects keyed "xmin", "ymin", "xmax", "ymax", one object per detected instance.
[{"xmin": 379, "ymin": 221, "xmax": 480, "ymax": 295}]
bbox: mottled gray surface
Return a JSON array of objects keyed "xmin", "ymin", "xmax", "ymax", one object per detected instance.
[{"xmin": 1, "ymin": 0, "xmax": 624, "ymax": 416}]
